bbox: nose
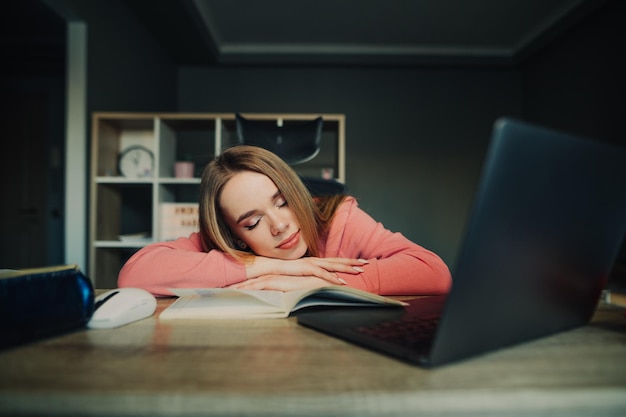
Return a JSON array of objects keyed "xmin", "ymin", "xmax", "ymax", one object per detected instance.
[{"xmin": 269, "ymin": 215, "xmax": 288, "ymax": 236}]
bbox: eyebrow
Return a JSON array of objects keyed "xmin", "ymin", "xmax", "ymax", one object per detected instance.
[{"xmin": 235, "ymin": 189, "xmax": 282, "ymax": 224}]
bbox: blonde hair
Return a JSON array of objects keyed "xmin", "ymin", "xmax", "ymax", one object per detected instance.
[{"xmin": 199, "ymin": 145, "xmax": 345, "ymax": 260}]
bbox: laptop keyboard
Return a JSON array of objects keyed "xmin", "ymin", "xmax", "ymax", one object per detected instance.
[{"xmin": 355, "ymin": 315, "xmax": 439, "ymax": 348}]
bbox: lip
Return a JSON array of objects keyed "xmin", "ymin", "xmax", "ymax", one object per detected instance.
[{"xmin": 276, "ymin": 231, "xmax": 300, "ymax": 250}]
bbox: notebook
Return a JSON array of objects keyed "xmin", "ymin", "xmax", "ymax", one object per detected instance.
[{"xmin": 298, "ymin": 117, "xmax": 626, "ymax": 367}]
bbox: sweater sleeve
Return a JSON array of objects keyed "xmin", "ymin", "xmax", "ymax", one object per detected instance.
[
  {"xmin": 117, "ymin": 232, "xmax": 247, "ymax": 296},
  {"xmin": 323, "ymin": 198, "xmax": 452, "ymax": 296}
]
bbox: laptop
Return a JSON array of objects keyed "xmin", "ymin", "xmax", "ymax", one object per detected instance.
[{"xmin": 298, "ymin": 117, "xmax": 626, "ymax": 367}]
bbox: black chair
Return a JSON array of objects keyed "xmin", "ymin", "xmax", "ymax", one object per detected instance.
[{"xmin": 235, "ymin": 113, "xmax": 347, "ymax": 196}]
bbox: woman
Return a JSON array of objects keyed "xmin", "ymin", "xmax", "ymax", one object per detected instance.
[{"xmin": 118, "ymin": 145, "xmax": 451, "ymax": 296}]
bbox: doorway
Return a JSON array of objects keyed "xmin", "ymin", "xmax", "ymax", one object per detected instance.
[{"xmin": 0, "ymin": 0, "xmax": 66, "ymax": 268}]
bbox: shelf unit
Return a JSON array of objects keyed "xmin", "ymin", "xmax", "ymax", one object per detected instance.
[{"xmin": 89, "ymin": 112, "xmax": 345, "ymax": 287}]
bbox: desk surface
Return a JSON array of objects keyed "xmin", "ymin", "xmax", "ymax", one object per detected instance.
[{"xmin": 1, "ymin": 296, "xmax": 625, "ymax": 417}]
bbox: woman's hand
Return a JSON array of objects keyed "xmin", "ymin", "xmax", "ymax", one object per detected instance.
[
  {"xmin": 228, "ymin": 275, "xmax": 332, "ymax": 292},
  {"xmin": 244, "ymin": 256, "xmax": 369, "ymax": 286}
]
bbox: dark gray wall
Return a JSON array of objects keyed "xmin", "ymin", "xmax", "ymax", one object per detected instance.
[
  {"xmin": 522, "ymin": 0, "xmax": 625, "ymax": 146},
  {"xmin": 521, "ymin": 0, "xmax": 625, "ymax": 287},
  {"xmin": 60, "ymin": 0, "xmax": 178, "ymax": 113},
  {"xmin": 178, "ymin": 67, "xmax": 522, "ymax": 267}
]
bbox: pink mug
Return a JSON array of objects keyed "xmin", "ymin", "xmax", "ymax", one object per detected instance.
[{"xmin": 174, "ymin": 161, "xmax": 194, "ymax": 178}]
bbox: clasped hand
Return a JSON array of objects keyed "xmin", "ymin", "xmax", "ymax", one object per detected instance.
[{"xmin": 228, "ymin": 256, "xmax": 368, "ymax": 291}]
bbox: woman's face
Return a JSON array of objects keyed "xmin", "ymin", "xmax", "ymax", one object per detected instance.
[{"xmin": 219, "ymin": 170, "xmax": 308, "ymax": 259}]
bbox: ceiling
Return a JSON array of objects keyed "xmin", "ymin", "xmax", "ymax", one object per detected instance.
[
  {"xmin": 0, "ymin": 0, "xmax": 607, "ymax": 76},
  {"xmin": 124, "ymin": 0, "xmax": 605, "ymax": 67}
]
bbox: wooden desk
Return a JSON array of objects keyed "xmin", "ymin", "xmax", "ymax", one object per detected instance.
[{"xmin": 1, "ymin": 296, "xmax": 625, "ymax": 417}]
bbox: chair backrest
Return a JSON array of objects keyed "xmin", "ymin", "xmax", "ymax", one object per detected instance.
[
  {"xmin": 299, "ymin": 176, "xmax": 347, "ymax": 196},
  {"xmin": 235, "ymin": 113, "xmax": 323, "ymax": 165}
]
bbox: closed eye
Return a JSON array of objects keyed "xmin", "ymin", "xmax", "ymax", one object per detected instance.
[
  {"xmin": 276, "ymin": 196, "xmax": 288, "ymax": 208},
  {"xmin": 238, "ymin": 190, "xmax": 286, "ymax": 231},
  {"xmin": 244, "ymin": 197, "xmax": 286, "ymax": 230},
  {"xmin": 244, "ymin": 216, "xmax": 262, "ymax": 230}
]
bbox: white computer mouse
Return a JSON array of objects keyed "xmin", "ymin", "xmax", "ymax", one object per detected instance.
[{"xmin": 88, "ymin": 288, "xmax": 157, "ymax": 329}]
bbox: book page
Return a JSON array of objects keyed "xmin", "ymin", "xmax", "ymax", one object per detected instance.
[
  {"xmin": 162, "ymin": 289, "xmax": 290, "ymax": 319},
  {"xmin": 288, "ymin": 286, "xmax": 408, "ymax": 312},
  {"xmin": 172, "ymin": 288, "xmax": 288, "ymax": 308},
  {"xmin": 163, "ymin": 287, "xmax": 407, "ymax": 319}
]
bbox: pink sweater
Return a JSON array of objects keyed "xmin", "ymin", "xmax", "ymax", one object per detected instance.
[{"xmin": 118, "ymin": 197, "xmax": 451, "ymax": 296}]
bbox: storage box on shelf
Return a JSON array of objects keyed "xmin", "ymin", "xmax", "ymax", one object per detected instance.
[{"xmin": 90, "ymin": 112, "xmax": 345, "ymax": 287}]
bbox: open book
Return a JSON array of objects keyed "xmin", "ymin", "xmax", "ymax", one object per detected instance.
[{"xmin": 160, "ymin": 286, "xmax": 407, "ymax": 319}]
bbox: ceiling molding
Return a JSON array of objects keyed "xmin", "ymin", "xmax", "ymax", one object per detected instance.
[
  {"xmin": 216, "ymin": 44, "xmax": 516, "ymax": 67},
  {"xmin": 130, "ymin": 0, "xmax": 609, "ymax": 68}
]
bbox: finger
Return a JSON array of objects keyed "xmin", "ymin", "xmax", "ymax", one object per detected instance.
[
  {"xmin": 229, "ymin": 281, "xmax": 268, "ymax": 290},
  {"xmin": 321, "ymin": 273, "xmax": 347, "ymax": 286},
  {"xmin": 227, "ymin": 276, "xmax": 272, "ymax": 290},
  {"xmin": 301, "ymin": 267, "xmax": 347, "ymax": 285},
  {"xmin": 313, "ymin": 259, "xmax": 368, "ymax": 274},
  {"xmin": 315, "ymin": 257, "xmax": 369, "ymax": 265}
]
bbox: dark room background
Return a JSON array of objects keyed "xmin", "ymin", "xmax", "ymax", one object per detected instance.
[{"xmin": 2, "ymin": 0, "xmax": 624, "ymax": 286}]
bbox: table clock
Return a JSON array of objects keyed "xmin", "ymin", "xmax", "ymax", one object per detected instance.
[{"xmin": 118, "ymin": 145, "xmax": 154, "ymax": 177}]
